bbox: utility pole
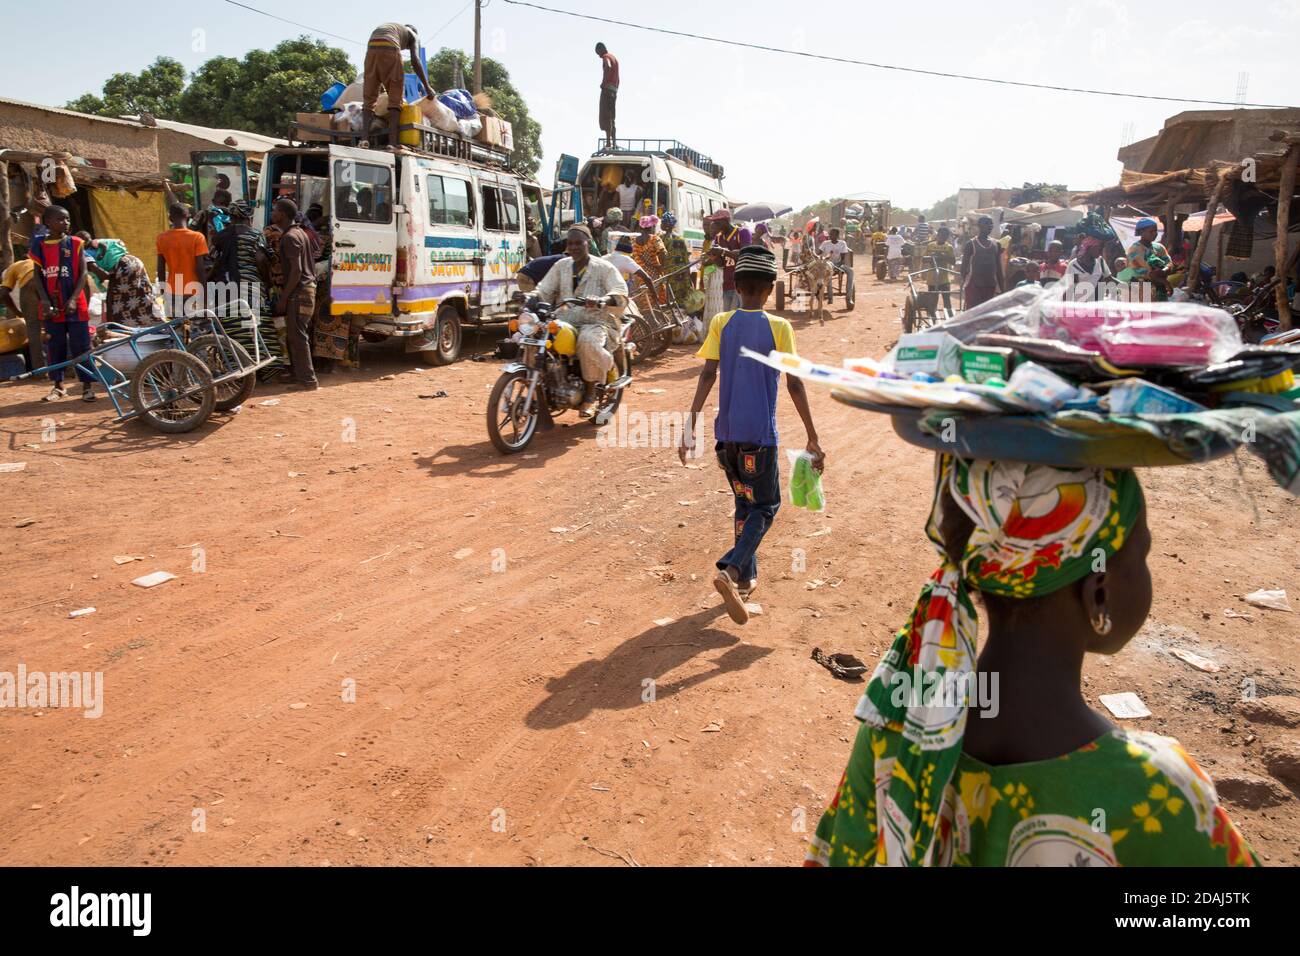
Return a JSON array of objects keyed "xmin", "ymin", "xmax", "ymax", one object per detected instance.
[{"xmin": 473, "ymin": 0, "xmax": 483, "ymax": 94}]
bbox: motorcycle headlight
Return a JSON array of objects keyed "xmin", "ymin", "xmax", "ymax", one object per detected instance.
[{"xmin": 517, "ymin": 316, "xmax": 539, "ymax": 337}]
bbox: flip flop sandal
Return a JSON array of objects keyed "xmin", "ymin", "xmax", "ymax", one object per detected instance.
[
  {"xmin": 713, "ymin": 571, "xmax": 750, "ymax": 625},
  {"xmin": 811, "ymin": 647, "xmax": 868, "ymax": 680}
]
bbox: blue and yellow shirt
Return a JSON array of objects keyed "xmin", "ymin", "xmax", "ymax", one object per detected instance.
[{"xmin": 697, "ymin": 309, "xmax": 796, "ymax": 447}]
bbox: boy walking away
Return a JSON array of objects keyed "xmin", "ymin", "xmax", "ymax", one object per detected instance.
[
  {"xmin": 29, "ymin": 206, "xmax": 95, "ymax": 402},
  {"xmin": 156, "ymin": 203, "xmax": 208, "ymax": 318},
  {"xmin": 679, "ymin": 245, "xmax": 824, "ymax": 625}
]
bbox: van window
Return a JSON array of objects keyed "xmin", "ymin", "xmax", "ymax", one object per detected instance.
[
  {"xmin": 498, "ymin": 186, "xmax": 520, "ymax": 231},
  {"xmin": 686, "ymin": 191, "xmax": 705, "ymax": 230},
  {"xmin": 428, "ymin": 174, "xmax": 473, "ymax": 227},
  {"xmin": 481, "ymin": 184, "xmax": 519, "ymax": 232},
  {"xmin": 334, "ymin": 160, "xmax": 392, "ymax": 224},
  {"xmin": 480, "ymin": 185, "xmax": 501, "ymax": 231}
]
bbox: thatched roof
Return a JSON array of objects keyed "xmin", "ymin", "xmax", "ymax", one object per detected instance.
[{"xmin": 1075, "ymin": 130, "xmax": 1300, "ymax": 209}]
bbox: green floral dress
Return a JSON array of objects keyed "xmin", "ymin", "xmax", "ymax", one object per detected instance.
[{"xmin": 805, "ymin": 727, "xmax": 1259, "ymax": 867}]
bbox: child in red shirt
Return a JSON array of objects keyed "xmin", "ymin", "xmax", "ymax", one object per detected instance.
[{"xmin": 29, "ymin": 205, "xmax": 95, "ymax": 402}]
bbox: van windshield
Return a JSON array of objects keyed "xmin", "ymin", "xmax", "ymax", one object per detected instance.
[
  {"xmin": 263, "ymin": 152, "xmax": 330, "ymax": 227},
  {"xmin": 581, "ymin": 160, "xmax": 652, "ymax": 221}
]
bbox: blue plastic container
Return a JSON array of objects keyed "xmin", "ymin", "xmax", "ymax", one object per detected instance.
[{"xmin": 320, "ymin": 82, "xmax": 346, "ymax": 111}]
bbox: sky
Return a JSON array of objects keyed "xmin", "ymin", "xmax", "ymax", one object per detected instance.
[{"xmin": 4, "ymin": 0, "xmax": 1298, "ymax": 211}]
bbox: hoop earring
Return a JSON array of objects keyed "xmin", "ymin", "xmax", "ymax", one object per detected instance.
[{"xmin": 1092, "ymin": 610, "xmax": 1113, "ymax": 636}]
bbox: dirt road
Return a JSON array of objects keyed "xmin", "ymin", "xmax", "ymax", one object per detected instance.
[{"xmin": 2, "ymin": 266, "xmax": 1298, "ymax": 866}]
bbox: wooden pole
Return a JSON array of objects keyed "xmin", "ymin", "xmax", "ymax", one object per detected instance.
[
  {"xmin": 1274, "ymin": 145, "xmax": 1298, "ymax": 330},
  {"xmin": 1164, "ymin": 198, "xmax": 1178, "ymax": 258},
  {"xmin": 472, "ymin": 0, "xmax": 483, "ymax": 95},
  {"xmin": 0, "ymin": 161, "xmax": 12, "ymax": 274},
  {"xmin": 1186, "ymin": 170, "xmax": 1228, "ymax": 288}
]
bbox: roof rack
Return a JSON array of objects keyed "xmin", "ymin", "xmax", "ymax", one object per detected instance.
[
  {"xmin": 592, "ymin": 138, "xmax": 723, "ymax": 180},
  {"xmin": 287, "ymin": 120, "xmax": 512, "ymax": 169}
]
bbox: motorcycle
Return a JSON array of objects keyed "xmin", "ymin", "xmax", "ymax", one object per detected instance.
[
  {"xmin": 486, "ymin": 295, "xmax": 634, "ymax": 454},
  {"xmin": 1226, "ymin": 278, "xmax": 1283, "ymax": 344}
]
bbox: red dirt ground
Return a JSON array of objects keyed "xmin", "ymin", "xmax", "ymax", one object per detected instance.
[{"xmin": 2, "ymin": 265, "xmax": 1298, "ymax": 866}]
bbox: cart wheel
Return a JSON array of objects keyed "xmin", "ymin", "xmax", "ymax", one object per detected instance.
[
  {"xmin": 775, "ymin": 280, "xmax": 785, "ymax": 311},
  {"xmin": 129, "ymin": 349, "xmax": 215, "ymax": 434},
  {"xmin": 875, "ymin": 260, "xmax": 887, "ymax": 281},
  {"xmin": 188, "ymin": 334, "xmax": 255, "ymax": 411},
  {"xmin": 901, "ymin": 299, "xmax": 916, "ymax": 334}
]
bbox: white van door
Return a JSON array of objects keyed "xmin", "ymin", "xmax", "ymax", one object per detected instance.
[
  {"xmin": 476, "ymin": 175, "xmax": 526, "ymax": 314},
  {"xmin": 328, "ymin": 146, "xmax": 397, "ymax": 317}
]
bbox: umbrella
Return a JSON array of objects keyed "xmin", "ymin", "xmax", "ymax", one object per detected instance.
[{"xmin": 732, "ymin": 201, "xmax": 792, "ymax": 222}]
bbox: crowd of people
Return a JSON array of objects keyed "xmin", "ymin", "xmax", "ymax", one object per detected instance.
[
  {"xmin": 3, "ymin": 185, "xmax": 352, "ymax": 401},
  {"xmin": 3, "ymin": 181, "xmax": 1269, "ymax": 868}
]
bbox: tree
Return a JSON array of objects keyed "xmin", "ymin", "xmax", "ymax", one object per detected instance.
[
  {"xmin": 179, "ymin": 38, "xmax": 355, "ymax": 136},
  {"xmin": 423, "ymin": 48, "xmax": 543, "ymax": 180},
  {"xmin": 66, "ymin": 39, "xmax": 355, "ymax": 137},
  {"xmin": 66, "ymin": 57, "xmax": 186, "ymax": 118}
]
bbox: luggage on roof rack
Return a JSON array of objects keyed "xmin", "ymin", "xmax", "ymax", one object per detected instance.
[
  {"xmin": 287, "ymin": 118, "xmax": 512, "ymax": 169},
  {"xmin": 593, "ymin": 138, "xmax": 723, "ymax": 180}
]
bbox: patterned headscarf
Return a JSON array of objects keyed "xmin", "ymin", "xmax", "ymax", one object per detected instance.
[{"xmin": 853, "ymin": 454, "xmax": 1142, "ymax": 866}]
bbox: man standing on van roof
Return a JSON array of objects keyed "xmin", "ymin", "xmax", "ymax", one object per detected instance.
[
  {"xmin": 596, "ymin": 42, "xmax": 619, "ymax": 149},
  {"xmin": 360, "ymin": 22, "xmax": 432, "ymax": 150}
]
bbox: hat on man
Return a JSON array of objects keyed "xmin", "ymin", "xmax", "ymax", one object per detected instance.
[
  {"xmin": 1135, "ymin": 216, "xmax": 1159, "ymax": 232},
  {"xmin": 568, "ymin": 223, "xmax": 593, "ymax": 240},
  {"xmin": 605, "ymin": 207, "xmax": 624, "ymax": 222},
  {"xmin": 733, "ymin": 244, "xmax": 778, "ymax": 282},
  {"xmin": 704, "ymin": 208, "xmax": 732, "ymax": 222}
]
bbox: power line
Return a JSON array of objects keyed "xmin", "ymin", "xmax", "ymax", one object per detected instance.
[
  {"xmin": 502, "ymin": 0, "xmax": 1295, "ymax": 109},
  {"xmin": 219, "ymin": 0, "xmax": 475, "ymax": 49},
  {"xmin": 428, "ymin": 1, "xmax": 476, "ymax": 42},
  {"xmin": 220, "ymin": 0, "xmax": 363, "ymax": 47}
]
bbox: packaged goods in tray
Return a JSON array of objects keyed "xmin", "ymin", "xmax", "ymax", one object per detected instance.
[
  {"xmin": 890, "ymin": 331, "xmax": 962, "ymax": 377},
  {"xmin": 1104, "ymin": 379, "xmax": 1207, "ymax": 416},
  {"xmin": 1037, "ymin": 297, "xmax": 1243, "ymax": 366}
]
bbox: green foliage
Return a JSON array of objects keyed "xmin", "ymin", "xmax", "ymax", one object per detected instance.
[
  {"xmin": 178, "ymin": 38, "xmax": 356, "ymax": 136},
  {"xmin": 422, "ymin": 48, "xmax": 542, "ymax": 179},
  {"xmin": 65, "ymin": 57, "xmax": 186, "ymax": 118},
  {"xmin": 1011, "ymin": 183, "xmax": 1069, "ymax": 206},
  {"xmin": 65, "ymin": 38, "xmax": 353, "ymax": 137},
  {"xmin": 67, "ymin": 41, "xmax": 543, "ymax": 179}
]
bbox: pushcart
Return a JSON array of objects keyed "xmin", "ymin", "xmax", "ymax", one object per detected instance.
[
  {"xmin": 900, "ymin": 259, "xmax": 963, "ymax": 333},
  {"xmin": 6, "ymin": 302, "xmax": 272, "ymax": 433}
]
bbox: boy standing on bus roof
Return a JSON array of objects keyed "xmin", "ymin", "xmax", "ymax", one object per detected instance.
[{"xmin": 596, "ymin": 42, "xmax": 619, "ymax": 148}]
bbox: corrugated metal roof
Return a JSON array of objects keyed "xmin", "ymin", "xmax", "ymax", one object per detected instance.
[
  {"xmin": 0, "ymin": 95, "xmax": 144, "ymax": 127},
  {"xmin": 130, "ymin": 116, "xmax": 285, "ymax": 153}
]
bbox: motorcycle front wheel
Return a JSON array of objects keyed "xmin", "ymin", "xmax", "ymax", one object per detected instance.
[{"xmin": 487, "ymin": 369, "xmax": 540, "ymax": 454}]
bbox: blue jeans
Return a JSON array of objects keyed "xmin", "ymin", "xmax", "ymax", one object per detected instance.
[
  {"xmin": 44, "ymin": 319, "xmax": 94, "ymax": 384},
  {"xmin": 715, "ymin": 441, "xmax": 780, "ymax": 583}
]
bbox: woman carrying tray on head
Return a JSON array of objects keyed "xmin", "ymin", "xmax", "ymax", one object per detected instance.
[{"xmin": 805, "ymin": 455, "xmax": 1258, "ymax": 867}]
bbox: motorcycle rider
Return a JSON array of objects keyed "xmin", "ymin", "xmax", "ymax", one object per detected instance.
[{"xmin": 535, "ymin": 224, "xmax": 629, "ymax": 418}]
